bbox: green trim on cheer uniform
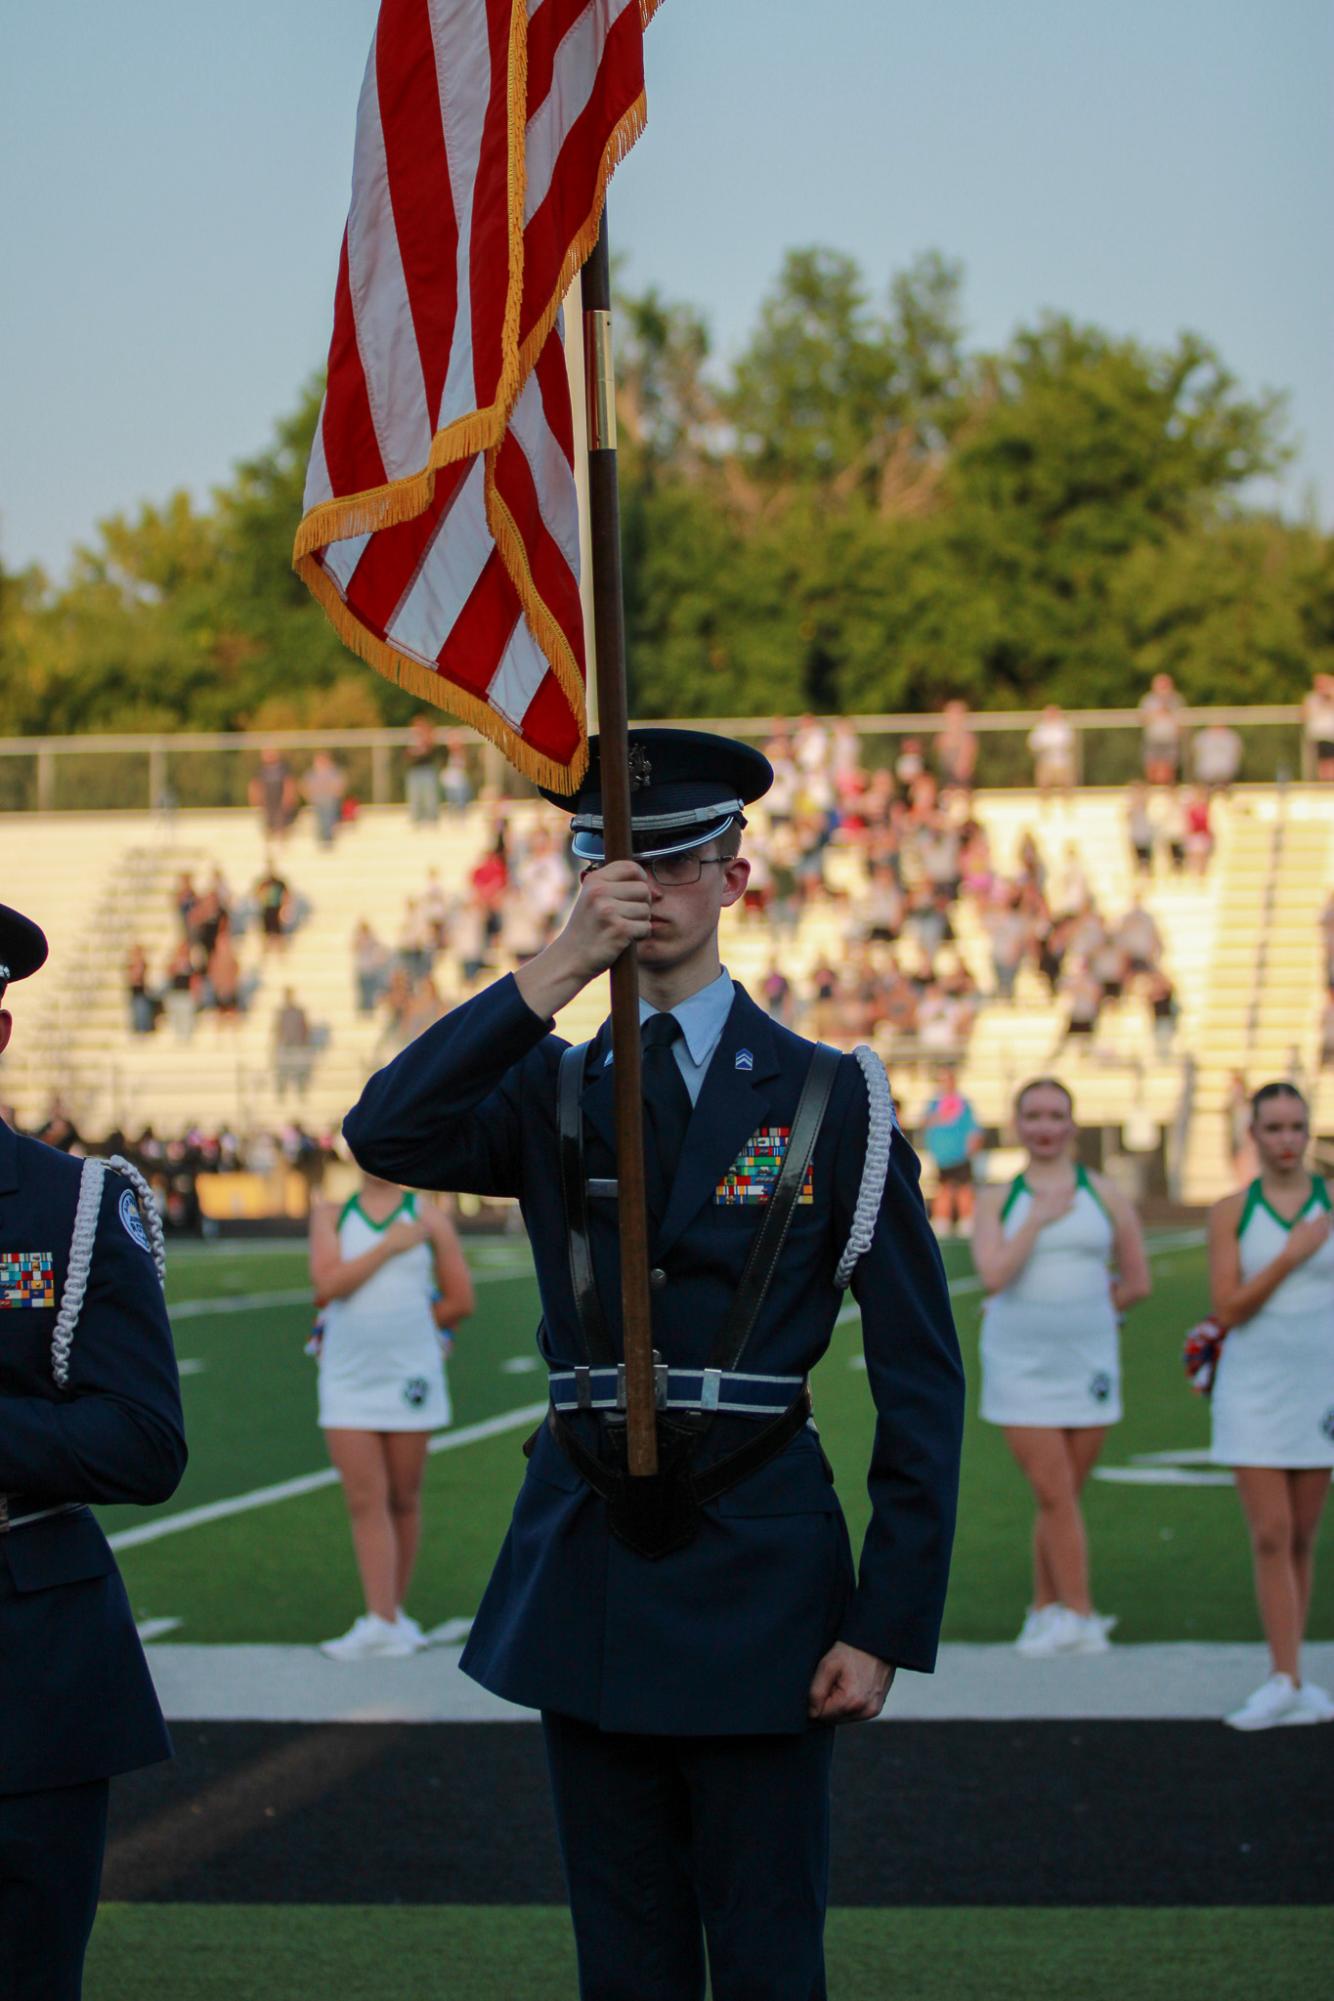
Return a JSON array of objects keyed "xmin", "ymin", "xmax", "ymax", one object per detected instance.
[
  {"xmin": 1075, "ymin": 1162, "xmax": 1110, "ymax": 1222},
  {"xmin": 1000, "ymin": 1175, "xmax": 1028, "ymax": 1224},
  {"xmin": 1237, "ymin": 1175, "xmax": 1329, "ymax": 1237},
  {"xmin": 1000, "ymin": 1165, "xmax": 1106, "ymax": 1227},
  {"xmin": 340, "ymin": 1192, "xmax": 416, "ymax": 1234}
]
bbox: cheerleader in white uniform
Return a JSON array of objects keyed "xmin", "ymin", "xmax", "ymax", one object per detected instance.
[
  {"xmin": 973, "ymin": 1079, "xmax": 1151, "ymax": 1656},
  {"xmin": 1208, "ymin": 1083, "xmax": 1334, "ymax": 1730},
  {"xmin": 310, "ymin": 1175, "xmax": 475, "ymax": 1660}
]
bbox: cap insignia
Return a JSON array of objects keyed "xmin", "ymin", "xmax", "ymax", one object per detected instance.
[{"xmin": 628, "ymin": 743, "xmax": 653, "ymax": 791}]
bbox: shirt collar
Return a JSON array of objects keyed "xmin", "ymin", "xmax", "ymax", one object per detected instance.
[{"xmin": 636, "ymin": 967, "xmax": 735, "ymax": 1067}]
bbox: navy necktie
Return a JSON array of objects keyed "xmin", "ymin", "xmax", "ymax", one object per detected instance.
[{"xmin": 641, "ymin": 1012, "xmax": 692, "ymax": 1218}]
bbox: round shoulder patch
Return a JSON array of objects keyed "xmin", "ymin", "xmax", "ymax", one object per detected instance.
[{"xmin": 118, "ymin": 1185, "xmax": 152, "ymax": 1254}]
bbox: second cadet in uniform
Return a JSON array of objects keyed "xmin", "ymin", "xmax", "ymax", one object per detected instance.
[
  {"xmin": 0, "ymin": 903, "xmax": 187, "ymax": 2001},
  {"xmin": 344, "ymin": 732, "xmax": 964, "ymax": 2001}
]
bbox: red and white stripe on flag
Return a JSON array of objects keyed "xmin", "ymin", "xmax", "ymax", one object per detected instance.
[{"xmin": 294, "ymin": 0, "xmax": 662, "ymax": 790}]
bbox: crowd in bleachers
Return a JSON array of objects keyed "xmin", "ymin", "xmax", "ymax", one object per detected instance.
[
  {"xmin": 33, "ymin": 672, "xmax": 1332, "ymax": 1164},
  {"xmin": 348, "ymin": 809, "xmax": 576, "ymax": 1052},
  {"xmin": 730, "ymin": 702, "xmax": 1188, "ymax": 1062}
]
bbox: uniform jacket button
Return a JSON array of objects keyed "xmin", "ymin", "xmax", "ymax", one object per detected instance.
[{"xmin": 649, "ymin": 1266, "xmax": 667, "ymax": 1290}]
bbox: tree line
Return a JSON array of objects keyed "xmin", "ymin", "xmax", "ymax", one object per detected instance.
[{"xmin": 2, "ymin": 247, "xmax": 1330, "ymax": 738}]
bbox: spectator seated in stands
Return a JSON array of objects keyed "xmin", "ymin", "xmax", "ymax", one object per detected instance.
[
  {"xmin": 1182, "ymin": 788, "xmax": 1215, "ymax": 873},
  {"xmin": 511, "ymin": 823, "xmax": 574, "ymax": 946},
  {"xmin": 273, "ymin": 988, "xmax": 316, "ymax": 1099},
  {"xmin": 352, "ymin": 919, "xmax": 391, "ymax": 1016},
  {"xmin": 162, "ymin": 937, "xmax": 201, "ymax": 1039},
  {"xmin": 895, "ymin": 736, "xmax": 926, "ymax": 792},
  {"xmin": 125, "ymin": 943, "xmax": 158, "ymax": 1035},
  {"xmin": 395, "ymin": 898, "xmax": 436, "ymax": 984},
  {"xmin": 1126, "ymin": 784, "xmax": 1156, "ymax": 876},
  {"xmin": 203, "ymin": 911, "xmax": 245, "ymax": 1022},
  {"xmin": 1143, "ymin": 968, "xmax": 1178, "ymax": 1055},
  {"xmin": 984, "ymin": 886, "xmax": 1031, "ymax": 1001},
  {"xmin": 1060, "ymin": 963, "xmax": 1104, "ymax": 1042},
  {"xmin": 760, "ymin": 961, "xmax": 793, "ymax": 1026},
  {"xmin": 1116, "ymin": 898, "xmax": 1163, "ymax": 977},
  {"xmin": 830, "ymin": 717, "xmax": 865, "ymax": 812},
  {"xmin": 254, "ymin": 859, "xmax": 296, "ymax": 949}
]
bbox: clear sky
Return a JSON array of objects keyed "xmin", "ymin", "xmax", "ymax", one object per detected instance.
[{"xmin": 3, "ymin": 0, "xmax": 1330, "ymax": 578}]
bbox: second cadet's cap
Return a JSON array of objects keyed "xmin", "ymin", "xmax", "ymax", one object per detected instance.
[
  {"xmin": 539, "ymin": 728, "xmax": 773, "ymax": 864},
  {"xmin": 0, "ymin": 903, "xmax": 48, "ymax": 995}
]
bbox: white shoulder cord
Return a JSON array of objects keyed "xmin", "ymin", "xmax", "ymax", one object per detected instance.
[
  {"xmin": 50, "ymin": 1154, "xmax": 168, "ymax": 1388},
  {"xmin": 834, "ymin": 1045, "xmax": 896, "ymax": 1290}
]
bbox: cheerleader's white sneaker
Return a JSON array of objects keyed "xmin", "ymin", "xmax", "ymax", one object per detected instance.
[
  {"xmin": 1224, "ymin": 1673, "xmax": 1313, "ymax": 1731},
  {"xmin": 1294, "ymin": 1680, "xmax": 1334, "ymax": 1722},
  {"xmin": 1014, "ymin": 1605, "xmax": 1061, "ymax": 1654},
  {"xmin": 394, "ymin": 1609, "xmax": 427, "ymax": 1650},
  {"xmin": 1048, "ymin": 1608, "xmax": 1113, "ymax": 1656},
  {"xmin": 320, "ymin": 1612, "xmax": 419, "ymax": 1661}
]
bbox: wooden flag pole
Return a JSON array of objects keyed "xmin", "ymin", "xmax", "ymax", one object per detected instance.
[{"xmin": 582, "ymin": 209, "xmax": 658, "ymax": 1478}]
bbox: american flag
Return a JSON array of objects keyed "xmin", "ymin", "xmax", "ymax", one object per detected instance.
[{"xmin": 294, "ymin": 0, "xmax": 662, "ymax": 790}]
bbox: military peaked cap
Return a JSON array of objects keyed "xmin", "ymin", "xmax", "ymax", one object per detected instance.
[
  {"xmin": 539, "ymin": 728, "xmax": 773, "ymax": 863},
  {"xmin": 0, "ymin": 902, "xmax": 48, "ymax": 994}
]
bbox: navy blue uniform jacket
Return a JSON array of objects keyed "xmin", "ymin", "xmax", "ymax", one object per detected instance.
[
  {"xmin": 344, "ymin": 977, "xmax": 963, "ymax": 1735},
  {"xmin": 0, "ymin": 1122, "xmax": 187, "ymax": 1793}
]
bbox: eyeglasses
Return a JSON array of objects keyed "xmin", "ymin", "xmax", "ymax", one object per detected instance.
[{"xmin": 582, "ymin": 855, "xmax": 730, "ymax": 887}]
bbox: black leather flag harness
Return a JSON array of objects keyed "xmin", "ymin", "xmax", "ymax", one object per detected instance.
[{"xmin": 529, "ymin": 1039, "xmax": 842, "ymax": 1559}]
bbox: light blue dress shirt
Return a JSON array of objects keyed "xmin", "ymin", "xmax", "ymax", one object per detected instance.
[{"xmin": 599, "ymin": 967, "xmax": 735, "ymax": 1107}]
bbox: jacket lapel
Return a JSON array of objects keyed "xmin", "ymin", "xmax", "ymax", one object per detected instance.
[
  {"xmin": 654, "ymin": 988, "xmax": 781, "ymax": 1259},
  {"xmin": 579, "ymin": 1023, "xmax": 619, "ymax": 1158}
]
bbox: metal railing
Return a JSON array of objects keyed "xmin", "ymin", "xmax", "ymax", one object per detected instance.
[{"xmin": 0, "ymin": 703, "xmax": 1319, "ymax": 814}]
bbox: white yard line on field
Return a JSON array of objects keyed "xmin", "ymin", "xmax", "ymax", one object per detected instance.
[
  {"xmin": 106, "ymin": 1402, "xmax": 547, "ymax": 1553},
  {"xmin": 165, "ymin": 1264, "xmax": 532, "ymax": 1321}
]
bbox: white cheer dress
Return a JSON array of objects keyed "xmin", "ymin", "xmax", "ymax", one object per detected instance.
[
  {"xmin": 979, "ymin": 1166, "xmax": 1121, "ymax": 1426},
  {"xmin": 317, "ymin": 1192, "xmax": 451, "ymax": 1431},
  {"xmin": 1211, "ymin": 1178, "xmax": 1334, "ymax": 1468}
]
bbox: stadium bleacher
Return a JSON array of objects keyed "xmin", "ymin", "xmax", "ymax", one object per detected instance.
[{"xmin": 4, "ymin": 781, "xmax": 1331, "ymax": 1204}]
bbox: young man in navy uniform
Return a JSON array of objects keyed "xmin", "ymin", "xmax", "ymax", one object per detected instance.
[
  {"xmin": 0, "ymin": 903, "xmax": 187, "ymax": 2001},
  {"xmin": 344, "ymin": 731, "xmax": 964, "ymax": 2001}
]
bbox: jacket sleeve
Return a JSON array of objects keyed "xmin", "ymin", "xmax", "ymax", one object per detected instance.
[
  {"xmin": 0, "ymin": 1171, "xmax": 187, "ymax": 1505},
  {"xmin": 342, "ymin": 973, "xmax": 556, "ymax": 1196},
  {"xmin": 831, "ymin": 1067, "xmax": 965, "ymax": 1672}
]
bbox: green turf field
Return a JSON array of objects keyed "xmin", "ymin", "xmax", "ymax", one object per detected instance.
[
  {"xmin": 104, "ymin": 1231, "xmax": 1331, "ymax": 1648},
  {"xmin": 84, "ymin": 1905, "xmax": 1331, "ymax": 2000}
]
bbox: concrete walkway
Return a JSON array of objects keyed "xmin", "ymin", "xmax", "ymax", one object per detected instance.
[{"xmin": 144, "ymin": 1639, "xmax": 1334, "ymax": 1725}]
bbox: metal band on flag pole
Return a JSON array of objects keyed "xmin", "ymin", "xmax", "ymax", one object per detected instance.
[{"xmin": 582, "ymin": 211, "xmax": 658, "ymax": 1479}]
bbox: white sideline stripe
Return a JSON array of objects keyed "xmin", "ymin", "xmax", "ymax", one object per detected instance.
[
  {"xmin": 1094, "ymin": 1467, "xmax": 1234, "ymax": 1488},
  {"xmin": 142, "ymin": 1639, "xmax": 1334, "ymax": 1725},
  {"xmin": 106, "ymin": 1403, "xmax": 547, "ymax": 1553},
  {"xmin": 424, "ymin": 1615, "xmax": 474, "ymax": 1646},
  {"xmin": 166, "ymin": 1264, "xmax": 532, "ymax": 1320},
  {"xmin": 135, "ymin": 1616, "xmax": 182, "ymax": 1642}
]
